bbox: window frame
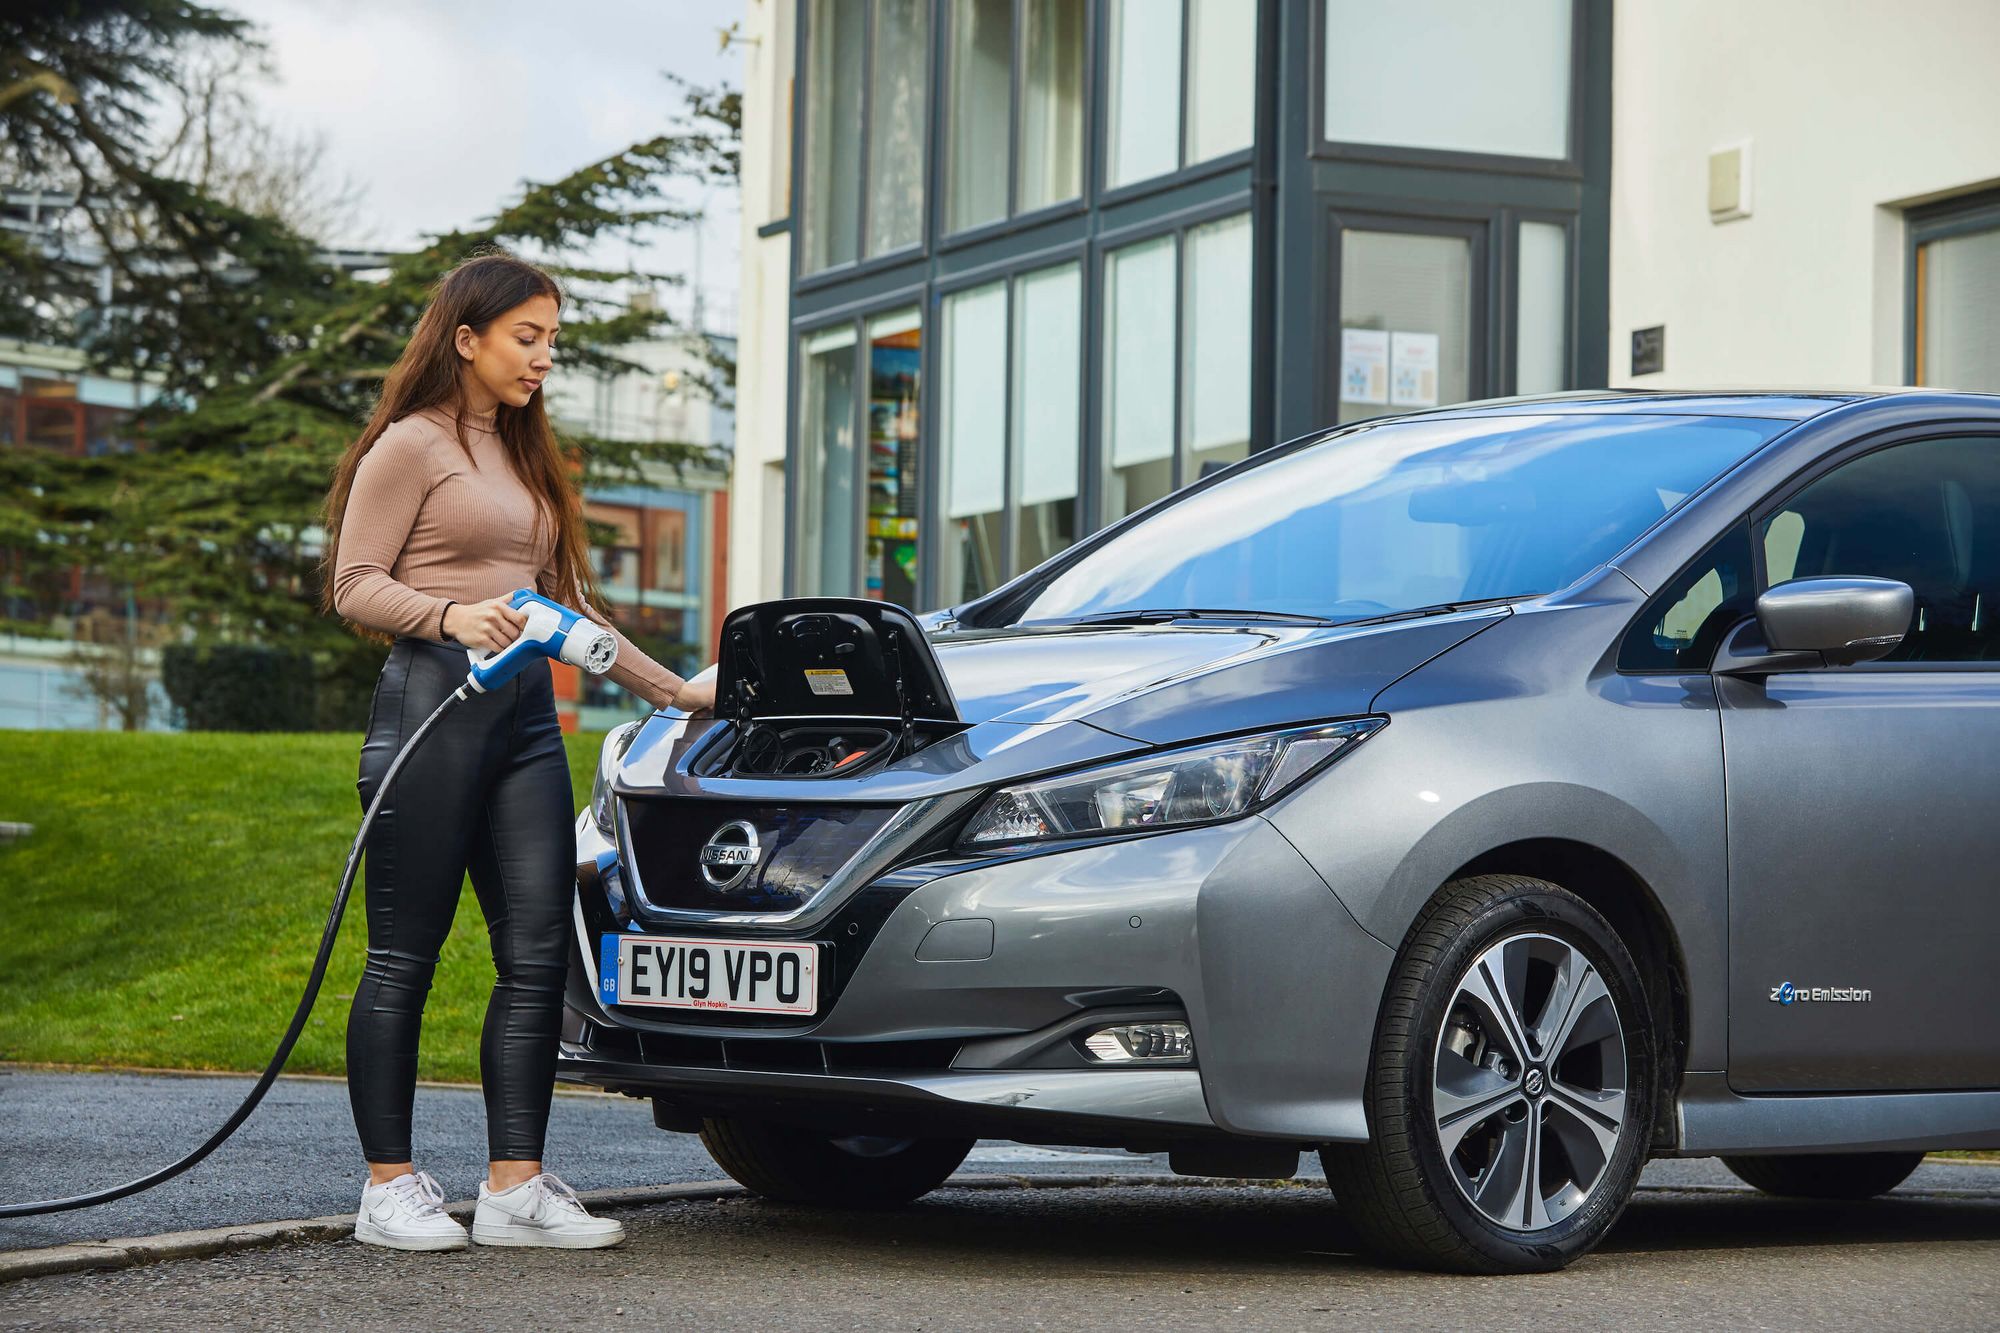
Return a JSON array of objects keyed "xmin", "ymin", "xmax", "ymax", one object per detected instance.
[
  {"xmin": 1905, "ymin": 188, "xmax": 2000, "ymax": 388},
  {"xmin": 1745, "ymin": 429, "xmax": 2000, "ymax": 674},
  {"xmin": 794, "ymin": 0, "xmax": 936, "ymax": 283},
  {"xmin": 1097, "ymin": 199, "xmax": 1257, "ymax": 527},
  {"xmin": 1620, "ymin": 427, "xmax": 2000, "ymax": 677},
  {"xmin": 1320, "ymin": 204, "xmax": 1492, "ymax": 428},
  {"xmin": 1501, "ymin": 208, "xmax": 1578, "ymax": 397},
  {"xmin": 930, "ymin": 245, "xmax": 1090, "ymax": 596},
  {"xmin": 1308, "ymin": 0, "xmax": 1586, "ymax": 180},
  {"xmin": 936, "ymin": 0, "xmax": 1097, "ymax": 250},
  {"xmin": 785, "ymin": 288, "xmax": 930, "ymax": 597},
  {"xmin": 1097, "ymin": 0, "xmax": 1258, "ymax": 206}
]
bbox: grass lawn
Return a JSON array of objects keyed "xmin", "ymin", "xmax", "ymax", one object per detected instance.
[{"xmin": 0, "ymin": 727, "xmax": 607, "ymax": 1084}]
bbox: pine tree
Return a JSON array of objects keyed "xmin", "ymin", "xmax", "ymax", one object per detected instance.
[{"xmin": 2, "ymin": 2, "xmax": 739, "ymax": 726}]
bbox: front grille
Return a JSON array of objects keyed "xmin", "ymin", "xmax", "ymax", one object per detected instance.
[{"xmin": 621, "ymin": 797, "xmax": 902, "ymax": 918}]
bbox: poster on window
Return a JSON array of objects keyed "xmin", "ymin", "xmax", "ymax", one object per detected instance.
[
  {"xmin": 1390, "ymin": 331, "xmax": 1440, "ymax": 408},
  {"xmin": 1339, "ymin": 328, "xmax": 1388, "ymax": 404}
]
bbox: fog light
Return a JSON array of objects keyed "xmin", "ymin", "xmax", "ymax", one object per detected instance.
[{"xmin": 1082, "ymin": 1022, "xmax": 1194, "ymax": 1064}]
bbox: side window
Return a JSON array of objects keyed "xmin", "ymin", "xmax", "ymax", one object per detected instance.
[
  {"xmin": 1617, "ymin": 525, "xmax": 1755, "ymax": 672},
  {"xmin": 1759, "ymin": 436, "xmax": 2000, "ymax": 665}
]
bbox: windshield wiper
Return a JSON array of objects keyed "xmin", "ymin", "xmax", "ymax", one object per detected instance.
[
  {"xmin": 1058, "ymin": 608, "xmax": 1340, "ymax": 627},
  {"xmin": 1031, "ymin": 595, "xmax": 1531, "ymax": 631},
  {"xmin": 1332, "ymin": 594, "xmax": 1536, "ymax": 628}
]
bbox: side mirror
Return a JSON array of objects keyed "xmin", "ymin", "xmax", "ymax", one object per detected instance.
[{"xmin": 1716, "ymin": 576, "xmax": 1914, "ymax": 676}]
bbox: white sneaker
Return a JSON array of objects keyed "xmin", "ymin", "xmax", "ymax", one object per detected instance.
[
  {"xmin": 472, "ymin": 1171, "xmax": 624, "ymax": 1249},
  {"xmin": 353, "ymin": 1170, "xmax": 468, "ymax": 1251}
]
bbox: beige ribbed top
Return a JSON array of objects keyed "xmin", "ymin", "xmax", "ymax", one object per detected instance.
[{"xmin": 330, "ymin": 405, "xmax": 685, "ymax": 709}]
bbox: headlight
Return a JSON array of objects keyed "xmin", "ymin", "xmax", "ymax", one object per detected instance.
[
  {"xmin": 958, "ymin": 718, "xmax": 1385, "ymax": 848},
  {"xmin": 591, "ymin": 720, "xmax": 644, "ymax": 836}
]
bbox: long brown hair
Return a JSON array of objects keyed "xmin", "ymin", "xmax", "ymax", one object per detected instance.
[{"xmin": 319, "ymin": 250, "xmax": 610, "ymax": 642}]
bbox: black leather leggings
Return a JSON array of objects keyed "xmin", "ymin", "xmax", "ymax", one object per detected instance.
[{"xmin": 349, "ymin": 637, "xmax": 573, "ymax": 1164}]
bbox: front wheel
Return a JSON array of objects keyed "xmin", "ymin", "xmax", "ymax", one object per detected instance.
[
  {"xmin": 1324, "ymin": 875, "xmax": 1657, "ymax": 1273},
  {"xmin": 1721, "ymin": 1152, "xmax": 1924, "ymax": 1199},
  {"xmin": 699, "ymin": 1117, "xmax": 973, "ymax": 1206}
]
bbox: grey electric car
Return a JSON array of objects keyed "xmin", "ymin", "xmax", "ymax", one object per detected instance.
[{"xmin": 561, "ymin": 389, "xmax": 2000, "ymax": 1272}]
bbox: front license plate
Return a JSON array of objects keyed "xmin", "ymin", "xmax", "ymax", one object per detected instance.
[{"xmin": 600, "ymin": 934, "xmax": 820, "ymax": 1015}]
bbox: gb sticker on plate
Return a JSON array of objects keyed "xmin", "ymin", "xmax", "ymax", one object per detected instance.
[{"xmin": 803, "ymin": 668, "xmax": 854, "ymax": 696}]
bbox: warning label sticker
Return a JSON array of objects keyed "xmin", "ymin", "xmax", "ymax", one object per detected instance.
[{"xmin": 803, "ymin": 668, "xmax": 854, "ymax": 697}]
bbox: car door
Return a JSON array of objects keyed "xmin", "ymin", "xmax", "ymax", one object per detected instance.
[{"xmin": 1721, "ymin": 433, "xmax": 2000, "ymax": 1093}]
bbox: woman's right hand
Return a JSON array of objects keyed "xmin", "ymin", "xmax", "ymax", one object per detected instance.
[{"xmin": 442, "ymin": 596, "xmax": 528, "ymax": 652}]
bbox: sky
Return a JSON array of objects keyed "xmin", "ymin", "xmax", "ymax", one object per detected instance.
[{"xmin": 220, "ymin": 0, "xmax": 744, "ymax": 332}]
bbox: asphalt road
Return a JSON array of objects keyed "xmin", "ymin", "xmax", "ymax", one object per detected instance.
[
  {"xmin": 0, "ymin": 1070, "xmax": 1141, "ymax": 1251},
  {"xmin": 5, "ymin": 1177, "xmax": 2000, "ymax": 1330}
]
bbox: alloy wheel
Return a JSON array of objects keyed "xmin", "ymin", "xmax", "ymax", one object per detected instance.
[{"xmin": 1431, "ymin": 931, "xmax": 1628, "ymax": 1232}]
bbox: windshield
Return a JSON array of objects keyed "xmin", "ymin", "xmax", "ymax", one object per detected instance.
[{"xmin": 1002, "ymin": 413, "xmax": 1787, "ymax": 626}]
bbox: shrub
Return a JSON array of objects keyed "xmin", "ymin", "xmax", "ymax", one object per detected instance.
[{"xmin": 161, "ymin": 642, "xmax": 318, "ymax": 731}]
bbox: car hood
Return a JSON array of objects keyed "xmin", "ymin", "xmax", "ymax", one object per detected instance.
[
  {"xmin": 618, "ymin": 608, "xmax": 1507, "ymax": 800},
  {"xmin": 932, "ymin": 612, "xmax": 1507, "ymax": 742}
]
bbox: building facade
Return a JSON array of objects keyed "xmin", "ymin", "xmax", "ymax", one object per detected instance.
[
  {"xmin": 1606, "ymin": 0, "xmax": 2000, "ymax": 392},
  {"xmin": 732, "ymin": 0, "xmax": 1613, "ymax": 612}
]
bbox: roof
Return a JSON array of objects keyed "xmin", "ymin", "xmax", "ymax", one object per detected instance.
[{"xmin": 1421, "ymin": 389, "xmax": 1877, "ymax": 421}]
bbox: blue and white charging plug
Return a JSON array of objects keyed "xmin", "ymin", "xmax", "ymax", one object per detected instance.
[{"xmin": 464, "ymin": 588, "xmax": 619, "ymax": 692}]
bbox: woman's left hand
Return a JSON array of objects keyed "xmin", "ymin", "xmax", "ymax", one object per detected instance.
[{"xmin": 671, "ymin": 676, "xmax": 717, "ymax": 716}]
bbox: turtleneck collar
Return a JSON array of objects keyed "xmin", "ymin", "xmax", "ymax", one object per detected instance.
[{"xmin": 425, "ymin": 401, "xmax": 499, "ymax": 435}]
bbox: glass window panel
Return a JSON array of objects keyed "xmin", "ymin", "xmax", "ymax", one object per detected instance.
[
  {"xmin": 654, "ymin": 508, "xmax": 689, "ymax": 593},
  {"xmin": 1186, "ymin": 0, "xmax": 1254, "ymax": 164},
  {"xmin": 84, "ymin": 405, "xmax": 134, "ymax": 457},
  {"xmin": 947, "ymin": 0, "xmax": 1012, "ymax": 232},
  {"xmin": 1104, "ymin": 236, "xmax": 1178, "ymax": 521},
  {"xmin": 1919, "ymin": 224, "xmax": 2000, "ymax": 392},
  {"xmin": 1758, "ymin": 437, "xmax": 2000, "ymax": 664},
  {"xmin": 1184, "ymin": 213, "xmax": 1252, "ymax": 476},
  {"xmin": 1516, "ymin": 221, "xmax": 1567, "ymax": 395},
  {"xmin": 1012, "ymin": 263, "xmax": 1082, "ymax": 573},
  {"xmin": 1337, "ymin": 229, "xmax": 1471, "ymax": 425},
  {"xmin": 802, "ymin": 0, "xmax": 865, "ymax": 270},
  {"xmin": 940, "ymin": 282, "xmax": 1008, "ymax": 600},
  {"xmin": 0, "ymin": 388, "xmax": 16, "ymax": 446},
  {"xmin": 1616, "ymin": 525, "xmax": 1755, "ymax": 673},
  {"xmin": 1105, "ymin": 0, "xmax": 1182, "ymax": 190},
  {"xmin": 1322, "ymin": 0, "xmax": 1572, "ymax": 160},
  {"xmin": 798, "ymin": 325, "xmax": 859, "ymax": 595},
  {"xmin": 1017, "ymin": 0, "xmax": 1085, "ymax": 212},
  {"xmin": 867, "ymin": 0, "xmax": 928, "ymax": 255},
  {"xmin": 25, "ymin": 401, "xmax": 78, "ymax": 452},
  {"xmin": 865, "ymin": 308, "xmax": 923, "ymax": 606},
  {"xmin": 594, "ymin": 544, "xmax": 643, "ymax": 601}
]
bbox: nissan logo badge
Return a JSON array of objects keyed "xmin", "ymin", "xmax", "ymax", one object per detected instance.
[{"xmin": 699, "ymin": 820, "xmax": 762, "ymax": 891}]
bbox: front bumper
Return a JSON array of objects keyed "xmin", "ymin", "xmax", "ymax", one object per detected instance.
[{"xmin": 561, "ymin": 805, "xmax": 1396, "ymax": 1145}]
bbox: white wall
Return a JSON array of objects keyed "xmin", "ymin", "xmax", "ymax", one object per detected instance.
[
  {"xmin": 729, "ymin": 0, "xmax": 796, "ymax": 608},
  {"xmin": 1610, "ymin": 0, "xmax": 2000, "ymax": 388}
]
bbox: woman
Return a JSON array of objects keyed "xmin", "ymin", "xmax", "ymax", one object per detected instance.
[{"xmin": 320, "ymin": 251, "xmax": 714, "ymax": 1251}]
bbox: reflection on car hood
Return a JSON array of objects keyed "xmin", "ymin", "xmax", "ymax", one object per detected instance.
[{"xmin": 937, "ymin": 610, "xmax": 1508, "ymax": 741}]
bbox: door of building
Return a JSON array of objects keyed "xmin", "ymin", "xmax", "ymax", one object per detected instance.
[{"xmin": 1323, "ymin": 213, "xmax": 1489, "ymax": 428}]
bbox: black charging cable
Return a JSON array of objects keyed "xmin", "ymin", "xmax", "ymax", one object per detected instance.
[{"xmin": 0, "ymin": 685, "xmax": 473, "ymax": 1218}]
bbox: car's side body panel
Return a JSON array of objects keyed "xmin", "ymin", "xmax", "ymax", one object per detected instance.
[{"xmin": 1266, "ymin": 572, "xmax": 1734, "ymax": 1076}]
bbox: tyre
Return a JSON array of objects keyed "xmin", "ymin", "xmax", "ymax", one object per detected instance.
[
  {"xmin": 1323, "ymin": 874, "xmax": 1657, "ymax": 1273},
  {"xmin": 699, "ymin": 1117, "xmax": 974, "ymax": 1206},
  {"xmin": 1721, "ymin": 1152, "xmax": 1923, "ymax": 1200}
]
